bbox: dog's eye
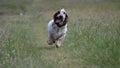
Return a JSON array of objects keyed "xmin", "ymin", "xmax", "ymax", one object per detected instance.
[{"xmin": 63, "ymin": 12, "xmax": 65, "ymax": 14}]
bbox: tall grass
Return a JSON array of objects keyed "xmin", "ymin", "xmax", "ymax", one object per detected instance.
[{"xmin": 0, "ymin": 0, "xmax": 120, "ymax": 68}]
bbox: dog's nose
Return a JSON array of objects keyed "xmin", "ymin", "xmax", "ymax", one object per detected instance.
[{"xmin": 59, "ymin": 16, "xmax": 62, "ymax": 18}]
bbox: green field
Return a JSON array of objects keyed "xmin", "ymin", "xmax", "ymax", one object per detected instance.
[{"xmin": 0, "ymin": 0, "xmax": 120, "ymax": 68}]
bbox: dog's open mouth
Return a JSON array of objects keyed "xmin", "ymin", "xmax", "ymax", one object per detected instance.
[{"xmin": 55, "ymin": 19, "xmax": 63, "ymax": 25}]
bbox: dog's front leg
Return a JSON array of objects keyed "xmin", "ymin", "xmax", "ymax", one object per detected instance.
[
  {"xmin": 56, "ymin": 34, "xmax": 65, "ymax": 48},
  {"xmin": 48, "ymin": 34, "xmax": 54, "ymax": 45}
]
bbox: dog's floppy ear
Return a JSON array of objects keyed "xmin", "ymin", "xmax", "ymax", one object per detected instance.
[
  {"xmin": 64, "ymin": 14, "xmax": 68, "ymax": 23},
  {"xmin": 53, "ymin": 11, "xmax": 60, "ymax": 19}
]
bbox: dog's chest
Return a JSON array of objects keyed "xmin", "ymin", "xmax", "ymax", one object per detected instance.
[
  {"xmin": 53, "ymin": 27, "xmax": 63, "ymax": 36},
  {"xmin": 51, "ymin": 27, "xmax": 65, "ymax": 40}
]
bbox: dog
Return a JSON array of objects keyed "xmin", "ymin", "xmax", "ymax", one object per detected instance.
[{"xmin": 47, "ymin": 8, "xmax": 68, "ymax": 48}]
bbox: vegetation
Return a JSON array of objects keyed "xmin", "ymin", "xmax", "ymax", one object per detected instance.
[{"xmin": 0, "ymin": 0, "xmax": 120, "ymax": 68}]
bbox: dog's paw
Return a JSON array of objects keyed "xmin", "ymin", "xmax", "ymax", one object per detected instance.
[
  {"xmin": 56, "ymin": 44, "xmax": 60, "ymax": 48},
  {"xmin": 56, "ymin": 43, "xmax": 61, "ymax": 48}
]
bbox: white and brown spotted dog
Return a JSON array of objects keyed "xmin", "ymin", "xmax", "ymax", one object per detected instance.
[{"xmin": 47, "ymin": 9, "xmax": 68, "ymax": 48}]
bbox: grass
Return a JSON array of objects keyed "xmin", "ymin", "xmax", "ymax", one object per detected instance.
[
  {"xmin": 0, "ymin": 0, "xmax": 33, "ymax": 15},
  {"xmin": 0, "ymin": 0, "xmax": 120, "ymax": 68}
]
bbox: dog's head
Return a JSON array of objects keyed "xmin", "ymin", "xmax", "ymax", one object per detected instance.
[{"xmin": 53, "ymin": 9, "xmax": 68, "ymax": 27}]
